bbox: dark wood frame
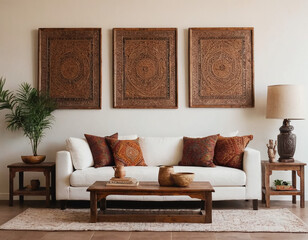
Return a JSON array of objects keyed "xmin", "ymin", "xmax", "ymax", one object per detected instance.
[
  {"xmin": 7, "ymin": 162, "xmax": 56, "ymax": 207},
  {"xmin": 87, "ymin": 181, "xmax": 214, "ymax": 223},
  {"xmin": 38, "ymin": 28, "xmax": 102, "ymax": 109},
  {"xmin": 189, "ymin": 28, "xmax": 254, "ymax": 108},
  {"xmin": 113, "ymin": 28, "xmax": 178, "ymax": 109},
  {"xmin": 262, "ymin": 160, "xmax": 306, "ymax": 208}
]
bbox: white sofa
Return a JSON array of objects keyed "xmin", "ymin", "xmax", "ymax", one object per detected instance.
[{"xmin": 56, "ymin": 135, "xmax": 261, "ymax": 209}]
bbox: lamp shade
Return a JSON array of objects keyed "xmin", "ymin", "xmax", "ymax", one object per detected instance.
[{"xmin": 266, "ymin": 85, "xmax": 306, "ymax": 119}]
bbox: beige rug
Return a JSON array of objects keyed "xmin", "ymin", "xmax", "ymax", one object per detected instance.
[{"xmin": 1, "ymin": 208, "xmax": 308, "ymax": 232}]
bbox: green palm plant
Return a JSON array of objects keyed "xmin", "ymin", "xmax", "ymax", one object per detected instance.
[{"xmin": 0, "ymin": 77, "xmax": 56, "ymax": 156}]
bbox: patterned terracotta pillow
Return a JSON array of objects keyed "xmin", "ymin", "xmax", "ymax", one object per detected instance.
[
  {"xmin": 106, "ymin": 138, "xmax": 147, "ymax": 166},
  {"xmin": 179, "ymin": 135, "xmax": 219, "ymax": 167},
  {"xmin": 214, "ymin": 135, "xmax": 253, "ymax": 169},
  {"xmin": 84, "ymin": 133, "xmax": 118, "ymax": 168}
]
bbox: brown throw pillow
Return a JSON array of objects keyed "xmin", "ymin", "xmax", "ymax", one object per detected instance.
[
  {"xmin": 214, "ymin": 135, "xmax": 253, "ymax": 169},
  {"xmin": 179, "ymin": 135, "xmax": 219, "ymax": 167},
  {"xmin": 106, "ymin": 138, "xmax": 147, "ymax": 166},
  {"xmin": 84, "ymin": 133, "xmax": 118, "ymax": 168}
]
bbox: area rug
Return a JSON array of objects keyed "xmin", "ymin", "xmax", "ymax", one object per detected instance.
[{"xmin": 1, "ymin": 208, "xmax": 308, "ymax": 232}]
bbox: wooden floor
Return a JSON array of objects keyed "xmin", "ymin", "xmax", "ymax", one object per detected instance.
[{"xmin": 0, "ymin": 200, "xmax": 308, "ymax": 240}]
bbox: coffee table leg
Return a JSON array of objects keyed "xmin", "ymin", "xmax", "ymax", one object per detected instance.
[
  {"xmin": 205, "ymin": 192, "xmax": 212, "ymax": 223},
  {"xmin": 90, "ymin": 192, "xmax": 97, "ymax": 223}
]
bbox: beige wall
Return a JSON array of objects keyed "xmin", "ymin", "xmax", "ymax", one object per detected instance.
[{"xmin": 0, "ymin": 0, "xmax": 308, "ymax": 200}]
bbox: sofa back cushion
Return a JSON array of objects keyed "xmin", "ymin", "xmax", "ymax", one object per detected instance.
[
  {"xmin": 66, "ymin": 135, "xmax": 138, "ymax": 170},
  {"xmin": 66, "ymin": 137, "xmax": 94, "ymax": 170},
  {"xmin": 139, "ymin": 137, "xmax": 183, "ymax": 166}
]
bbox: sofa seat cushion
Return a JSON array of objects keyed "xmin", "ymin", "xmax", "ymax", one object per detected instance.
[{"xmin": 70, "ymin": 166, "xmax": 246, "ymax": 187}]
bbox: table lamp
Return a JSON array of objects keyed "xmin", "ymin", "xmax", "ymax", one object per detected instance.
[{"xmin": 266, "ymin": 85, "xmax": 305, "ymax": 162}]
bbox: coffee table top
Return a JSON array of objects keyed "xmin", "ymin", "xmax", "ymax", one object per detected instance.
[{"xmin": 87, "ymin": 181, "xmax": 214, "ymax": 193}]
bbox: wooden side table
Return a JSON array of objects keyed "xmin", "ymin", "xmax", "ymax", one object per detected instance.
[
  {"xmin": 262, "ymin": 160, "xmax": 306, "ymax": 208},
  {"xmin": 7, "ymin": 162, "xmax": 56, "ymax": 207}
]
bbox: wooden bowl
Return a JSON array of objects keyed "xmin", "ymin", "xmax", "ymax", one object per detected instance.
[
  {"xmin": 171, "ymin": 172, "xmax": 195, "ymax": 187},
  {"xmin": 21, "ymin": 155, "xmax": 46, "ymax": 164}
]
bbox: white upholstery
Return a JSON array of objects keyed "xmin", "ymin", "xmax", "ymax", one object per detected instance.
[
  {"xmin": 56, "ymin": 151, "xmax": 73, "ymax": 200},
  {"xmin": 56, "ymin": 134, "xmax": 261, "ymax": 202},
  {"xmin": 243, "ymin": 147, "xmax": 261, "ymax": 199},
  {"xmin": 66, "ymin": 137, "xmax": 93, "ymax": 170},
  {"xmin": 118, "ymin": 135, "xmax": 138, "ymax": 140},
  {"xmin": 139, "ymin": 137, "xmax": 183, "ymax": 166},
  {"xmin": 70, "ymin": 166, "xmax": 246, "ymax": 187}
]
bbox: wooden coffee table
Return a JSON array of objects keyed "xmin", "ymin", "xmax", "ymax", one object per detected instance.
[{"xmin": 87, "ymin": 181, "xmax": 214, "ymax": 223}]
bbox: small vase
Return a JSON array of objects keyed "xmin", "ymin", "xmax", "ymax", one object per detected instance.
[
  {"xmin": 113, "ymin": 166, "xmax": 126, "ymax": 178},
  {"xmin": 158, "ymin": 166, "xmax": 174, "ymax": 186}
]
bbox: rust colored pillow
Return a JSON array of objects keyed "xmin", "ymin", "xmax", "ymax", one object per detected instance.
[
  {"xmin": 179, "ymin": 135, "xmax": 219, "ymax": 167},
  {"xmin": 214, "ymin": 135, "xmax": 253, "ymax": 169},
  {"xmin": 84, "ymin": 133, "xmax": 118, "ymax": 168},
  {"xmin": 106, "ymin": 138, "xmax": 147, "ymax": 166}
]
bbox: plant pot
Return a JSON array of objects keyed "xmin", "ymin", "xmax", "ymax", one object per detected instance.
[{"xmin": 21, "ymin": 155, "xmax": 46, "ymax": 164}]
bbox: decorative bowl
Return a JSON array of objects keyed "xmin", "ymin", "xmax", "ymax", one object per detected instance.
[
  {"xmin": 21, "ymin": 155, "xmax": 46, "ymax": 164},
  {"xmin": 171, "ymin": 172, "xmax": 195, "ymax": 187}
]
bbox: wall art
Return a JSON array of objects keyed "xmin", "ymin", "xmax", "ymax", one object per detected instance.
[
  {"xmin": 113, "ymin": 28, "xmax": 177, "ymax": 108},
  {"xmin": 189, "ymin": 28, "xmax": 254, "ymax": 108},
  {"xmin": 38, "ymin": 28, "xmax": 101, "ymax": 109}
]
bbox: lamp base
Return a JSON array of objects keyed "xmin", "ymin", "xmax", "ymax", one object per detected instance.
[
  {"xmin": 277, "ymin": 119, "xmax": 296, "ymax": 163},
  {"xmin": 278, "ymin": 157, "xmax": 294, "ymax": 163}
]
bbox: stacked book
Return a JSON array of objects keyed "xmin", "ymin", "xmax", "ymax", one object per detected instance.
[{"xmin": 106, "ymin": 177, "xmax": 139, "ymax": 187}]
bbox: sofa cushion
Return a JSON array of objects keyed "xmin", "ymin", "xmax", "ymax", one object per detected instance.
[
  {"xmin": 139, "ymin": 137, "xmax": 183, "ymax": 166},
  {"xmin": 70, "ymin": 166, "xmax": 246, "ymax": 187},
  {"xmin": 84, "ymin": 133, "xmax": 118, "ymax": 168},
  {"xmin": 179, "ymin": 135, "xmax": 218, "ymax": 167},
  {"xmin": 106, "ymin": 138, "xmax": 147, "ymax": 166},
  {"xmin": 66, "ymin": 137, "xmax": 94, "ymax": 170},
  {"xmin": 66, "ymin": 135, "xmax": 138, "ymax": 170},
  {"xmin": 214, "ymin": 135, "xmax": 253, "ymax": 169}
]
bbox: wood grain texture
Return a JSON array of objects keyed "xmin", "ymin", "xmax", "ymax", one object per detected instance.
[
  {"xmin": 189, "ymin": 28, "xmax": 254, "ymax": 108},
  {"xmin": 7, "ymin": 162, "xmax": 56, "ymax": 207},
  {"xmin": 38, "ymin": 28, "xmax": 101, "ymax": 109},
  {"xmin": 113, "ymin": 28, "xmax": 178, "ymax": 108},
  {"xmin": 261, "ymin": 160, "xmax": 306, "ymax": 208},
  {"xmin": 87, "ymin": 181, "xmax": 213, "ymax": 223}
]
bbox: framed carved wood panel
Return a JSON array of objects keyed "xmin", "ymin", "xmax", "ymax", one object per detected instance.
[
  {"xmin": 38, "ymin": 28, "xmax": 101, "ymax": 109},
  {"xmin": 113, "ymin": 28, "xmax": 178, "ymax": 108},
  {"xmin": 189, "ymin": 28, "xmax": 254, "ymax": 108}
]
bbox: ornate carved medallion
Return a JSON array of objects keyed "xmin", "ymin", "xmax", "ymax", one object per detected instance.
[
  {"xmin": 38, "ymin": 28, "xmax": 101, "ymax": 109},
  {"xmin": 189, "ymin": 28, "xmax": 254, "ymax": 108},
  {"xmin": 113, "ymin": 28, "xmax": 177, "ymax": 108}
]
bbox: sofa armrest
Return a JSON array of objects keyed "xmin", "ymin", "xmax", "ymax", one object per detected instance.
[
  {"xmin": 243, "ymin": 147, "xmax": 261, "ymax": 200},
  {"xmin": 56, "ymin": 151, "xmax": 73, "ymax": 200}
]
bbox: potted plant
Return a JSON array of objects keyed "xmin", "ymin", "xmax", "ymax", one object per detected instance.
[
  {"xmin": 0, "ymin": 77, "xmax": 56, "ymax": 164},
  {"xmin": 273, "ymin": 179, "xmax": 295, "ymax": 191}
]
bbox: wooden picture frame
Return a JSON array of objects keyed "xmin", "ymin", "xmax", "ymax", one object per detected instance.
[
  {"xmin": 113, "ymin": 28, "xmax": 178, "ymax": 109},
  {"xmin": 189, "ymin": 28, "xmax": 254, "ymax": 108},
  {"xmin": 38, "ymin": 28, "xmax": 101, "ymax": 109}
]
